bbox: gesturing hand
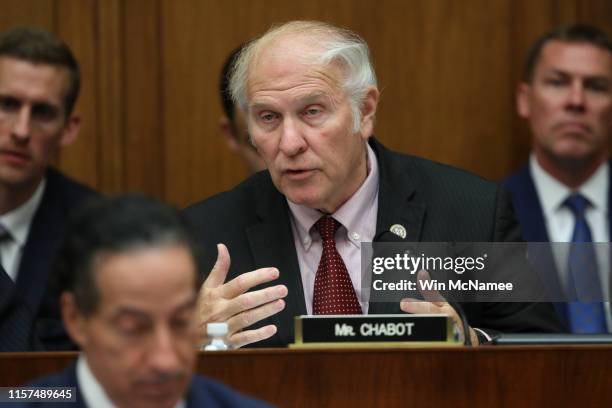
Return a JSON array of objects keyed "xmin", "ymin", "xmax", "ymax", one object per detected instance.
[{"xmin": 197, "ymin": 243, "xmax": 288, "ymax": 348}]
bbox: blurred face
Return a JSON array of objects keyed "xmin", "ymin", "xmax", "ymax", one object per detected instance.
[
  {"xmin": 222, "ymin": 107, "xmax": 266, "ymax": 173},
  {"xmin": 247, "ymin": 38, "xmax": 378, "ymax": 213},
  {"xmin": 518, "ymin": 41, "xmax": 612, "ymax": 168},
  {"xmin": 64, "ymin": 245, "xmax": 199, "ymax": 408},
  {"xmin": 0, "ymin": 57, "xmax": 79, "ymax": 194}
]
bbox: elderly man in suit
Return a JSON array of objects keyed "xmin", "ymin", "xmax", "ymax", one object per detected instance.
[
  {"xmin": 504, "ymin": 24, "xmax": 612, "ymax": 333},
  {"xmin": 186, "ymin": 20, "xmax": 562, "ymax": 348},
  {"xmin": 0, "ymin": 27, "xmax": 97, "ymax": 351},
  {"xmin": 23, "ymin": 196, "xmax": 269, "ymax": 408}
]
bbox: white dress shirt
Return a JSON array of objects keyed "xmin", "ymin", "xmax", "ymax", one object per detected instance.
[
  {"xmin": 0, "ymin": 179, "xmax": 46, "ymax": 281},
  {"xmin": 530, "ymin": 155, "xmax": 610, "ymax": 330}
]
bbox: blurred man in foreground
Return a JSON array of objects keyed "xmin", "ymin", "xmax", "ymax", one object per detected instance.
[
  {"xmin": 24, "ymin": 196, "xmax": 269, "ymax": 408},
  {"xmin": 186, "ymin": 21, "xmax": 562, "ymax": 348},
  {"xmin": 504, "ymin": 24, "xmax": 612, "ymax": 332}
]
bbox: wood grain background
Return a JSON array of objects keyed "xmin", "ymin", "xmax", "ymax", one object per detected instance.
[{"xmin": 1, "ymin": 0, "xmax": 610, "ymax": 207}]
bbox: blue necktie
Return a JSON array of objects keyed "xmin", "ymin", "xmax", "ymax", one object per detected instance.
[{"xmin": 564, "ymin": 194, "xmax": 607, "ymax": 333}]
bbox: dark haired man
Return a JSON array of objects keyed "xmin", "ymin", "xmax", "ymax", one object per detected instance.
[
  {"xmin": 504, "ymin": 24, "xmax": 612, "ymax": 333},
  {"xmin": 218, "ymin": 45, "xmax": 266, "ymax": 174},
  {"xmin": 22, "ymin": 195, "xmax": 269, "ymax": 408},
  {"xmin": 0, "ymin": 27, "xmax": 97, "ymax": 351}
]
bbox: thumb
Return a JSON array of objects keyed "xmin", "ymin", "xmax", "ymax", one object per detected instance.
[
  {"xmin": 416, "ymin": 269, "xmax": 446, "ymax": 305},
  {"xmin": 204, "ymin": 243, "xmax": 231, "ymax": 288}
]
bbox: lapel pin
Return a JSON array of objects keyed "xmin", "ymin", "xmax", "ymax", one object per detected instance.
[{"xmin": 389, "ymin": 224, "xmax": 407, "ymax": 239}]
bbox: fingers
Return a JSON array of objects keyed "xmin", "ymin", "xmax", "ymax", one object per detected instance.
[
  {"xmin": 221, "ymin": 267, "xmax": 281, "ymax": 299},
  {"xmin": 223, "ymin": 284, "xmax": 287, "ymax": 319},
  {"xmin": 229, "ymin": 325, "xmax": 278, "ymax": 349},
  {"xmin": 399, "ymin": 298, "xmax": 445, "ymax": 314},
  {"xmin": 204, "ymin": 243, "xmax": 232, "ymax": 288},
  {"xmin": 227, "ymin": 298, "xmax": 286, "ymax": 334},
  {"xmin": 416, "ymin": 269, "xmax": 445, "ymax": 305}
]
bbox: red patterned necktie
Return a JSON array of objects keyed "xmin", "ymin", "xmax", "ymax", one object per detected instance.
[{"xmin": 312, "ymin": 216, "xmax": 362, "ymax": 315}]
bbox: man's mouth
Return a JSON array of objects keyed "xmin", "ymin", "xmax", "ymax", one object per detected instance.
[{"xmin": 0, "ymin": 149, "xmax": 31, "ymax": 165}]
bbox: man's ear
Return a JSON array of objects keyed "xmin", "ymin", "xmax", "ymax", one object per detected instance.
[
  {"xmin": 219, "ymin": 116, "xmax": 240, "ymax": 151},
  {"xmin": 516, "ymin": 82, "xmax": 532, "ymax": 119},
  {"xmin": 359, "ymin": 86, "xmax": 380, "ymax": 139},
  {"xmin": 60, "ymin": 114, "xmax": 81, "ymax": 147},
  {"xmin": 61, "ymin": 292, "xmax": 88, "ymax": 348}
]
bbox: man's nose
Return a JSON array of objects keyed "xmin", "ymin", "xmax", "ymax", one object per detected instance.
[
  {"xmin": 11, "ymin": 107, "xmax": 32, "ymax": 142},
  {"xmin": 148, "ymin": 327, "xmax": 184, "ymax": 374},
  {"xmin": 566, "ymin": 82, "xmax": 586, "ymax": 113},
  {"xmin": 279, "ymin": 116, "xmax": 307, "ymax": 156}
]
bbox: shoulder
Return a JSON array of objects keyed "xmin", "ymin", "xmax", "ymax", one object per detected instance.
[
  {"xmin": 43, "ymin": 167, "xmax": 100, "ymax": 210},
  {"xmin": 185, "ymin": 171, "xmax": 273, "ymax": 214},
  {"xmin": 27, "ymin": 365, "xmax": 76, "ymax": 387},
  {"xmin": 183, "ymin": 171, "xmax": 278, "ymax": 230},
  {"xmin": 376, "ymin": 140, "xmax": 501, "ymax": 204},
  {"xmin": 501, "ymin": 165, "xmax": 531, "ymax": 193},
  {"xmin": 187, "ymin": 375, "xmax": 272, "ymax": 408}
]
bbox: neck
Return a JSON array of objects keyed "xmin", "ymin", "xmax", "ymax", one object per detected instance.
[
  {"xmin": 0, "ymin": 180, "xmax": 40, "ymax": 215},
  {"xmin": 320, "ymin": 145, "xmax": 369, "ymax": 214},
  {"xmin": 534, "ymin": 149, "xmax": 607, "ymax": 189}
]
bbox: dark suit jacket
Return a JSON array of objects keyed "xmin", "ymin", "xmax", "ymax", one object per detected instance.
[
  {"xmin": 0, "ymin": 168, "xmax": 98, "ymax": 351},
  {"xmin": 185, "ymin": 139, "xmax": 563, "ymax": 347},
  {"xmin": 17, "ymin": 362, "xmax": 270, "ymax": 408},
  {"xmin": 503, "ymin": 164, "xmax": 612, "ymax": 328}
]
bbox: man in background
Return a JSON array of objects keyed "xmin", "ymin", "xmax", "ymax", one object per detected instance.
[
  {"xmin": 24, "ymin": 195, "xmax": 269, "ymax": 408},
  {"xmin": 504, "ymin": 24, "xmax": 612, "ymax": 333},
  {"xmin": 0, "ymin": 27, "xmax": 97, "ymax": 351},
  {"xmin": 218, "ymin": 45, "xmax": 266, "ymax": 174}
]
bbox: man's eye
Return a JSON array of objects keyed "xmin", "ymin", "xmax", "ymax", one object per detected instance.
[
  {"xmin": 260, "ymin": 112, "xmax": 277, "ymax": 122},
  {"xmin": 304, "ymin": 108, "xmax": 321, "ymax": 116},
  {"xmin": 586, "ymin": 81, "xmax": 610, "ymax": 93},
  {"xmin": 545, "ymin": 78, "xmax": 566, "ymax": 87},
  {"xmin": 32, "ymin": 104, "xmax": 59, "ymax": 121},
  {"xmin": 0, "ymin": 97, "xmax": 20, "ymax": 112}
]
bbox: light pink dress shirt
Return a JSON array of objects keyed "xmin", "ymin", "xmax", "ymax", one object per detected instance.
[{"xmin": 288, "ymin": 143, "xmax": 379, "ymax": 314}]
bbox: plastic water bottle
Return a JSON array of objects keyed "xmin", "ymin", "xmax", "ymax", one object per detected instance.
[{"xmin": 203, "ymin": 322, "xmax": 229, "ymax": 351}]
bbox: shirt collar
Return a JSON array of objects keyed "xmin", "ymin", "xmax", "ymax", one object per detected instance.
[
  {"xmin": 530, "ymin": 154, "xmax": 608, "ymax": 214},
  {"xmin": 77, "ymin": 355, "xmax": 186, "ymax": 408},
  {"xmin": 0, "ymin": 178, "xmax": 46, "ymax": 246},
  {"xmin": 288, "ymin": 143, "xmax": 379, "ymax": 249}
]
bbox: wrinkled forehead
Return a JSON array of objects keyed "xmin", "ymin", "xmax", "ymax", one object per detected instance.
[{"xmin": 247, "ymin": 34, "xmax": 346, "ymax": 97}]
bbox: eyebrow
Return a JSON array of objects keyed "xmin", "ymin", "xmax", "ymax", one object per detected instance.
[
  {"xmin": 250, "ymin": 91, "xmax": 331, "ymax": 111},
  {"xmin": 546, "ymin": 69, "xmax": 612, "ymax": 81},
  {"xmin": 111, "ymin": 297, "xmax": 197, "ymax": 320}
]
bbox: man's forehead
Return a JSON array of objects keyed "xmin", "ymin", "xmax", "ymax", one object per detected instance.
[
  {"xmin": 537, "ymin": 40, "xmax": 612, "ymax": 76},
  {"xmin": 0, "ymin": 56, "xmax": 69, "ymax": 102}
]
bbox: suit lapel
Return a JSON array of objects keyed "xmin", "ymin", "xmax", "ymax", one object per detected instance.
[
  {"xmin": 16, "ymin": 175, "xmax": 64, "ymax": 316},
  {"xmin": 368, "ymin": 139, "xmax": 425, "ymax": 314},
  {"xmin": 245, "ymin": 178, "xmax": 306, "ymax": 345},
  {"xmin": 514, "ymin": 167, "xmax": 549, "ymax": 242}
]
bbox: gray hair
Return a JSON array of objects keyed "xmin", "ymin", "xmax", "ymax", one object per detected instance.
[{"xmin": 230, "ymin": 21, "xmax": 377, "ymax": 133}]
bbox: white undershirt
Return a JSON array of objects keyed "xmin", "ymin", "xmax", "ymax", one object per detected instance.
[{"xmin": 0, "ymin": 179, "xmax": 46, "ymax": 281}]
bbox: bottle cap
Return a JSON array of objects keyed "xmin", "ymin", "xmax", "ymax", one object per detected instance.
[{"xmin": 207, "ymin": 322, "xmax": 229, "ymax": 336}]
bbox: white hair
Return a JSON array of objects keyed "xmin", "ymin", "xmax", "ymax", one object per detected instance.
[{"xmin": 229, "ymin": 21, "xmax": 377, "ymax": 133}]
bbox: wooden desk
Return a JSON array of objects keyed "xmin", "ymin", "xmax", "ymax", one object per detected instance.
[{"xmin": 1, "ymin": 346, "xmax": 611, "ymax": 407}]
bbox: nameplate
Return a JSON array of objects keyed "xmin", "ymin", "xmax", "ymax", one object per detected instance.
[{"xmin": 290, "ymin": 314, "xmax": 460, "ymax": 348}]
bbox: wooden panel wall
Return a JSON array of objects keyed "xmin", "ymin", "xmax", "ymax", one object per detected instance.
[{"xmin": 0, "ymin": 0, "xmax": 610, "ymax": 207}]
